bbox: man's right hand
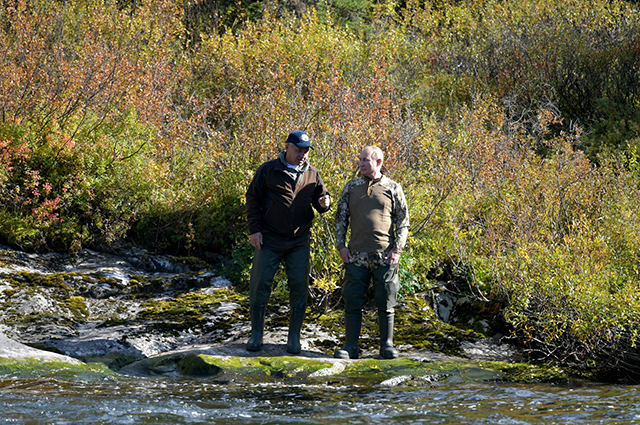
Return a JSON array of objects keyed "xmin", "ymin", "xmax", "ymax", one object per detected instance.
[
  {"xmin": 339, "ymin": 247, "xmax": 351, "ymax": 263},
  {"xmin": 318, "ymin": 194, "xmax": 331, "ymax": 209},
  {"xmin": 250, "ymin": 232, "xmax": 263, "ymax": 250}
]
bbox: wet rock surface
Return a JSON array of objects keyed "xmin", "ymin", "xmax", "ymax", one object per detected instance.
[
  {"xmin": 0, "ymin": 244, "xmax": 521, "ymax": 382},
  {"xmin": 0, "ymin": 332, "xmax": 82, "ymax": 364}
]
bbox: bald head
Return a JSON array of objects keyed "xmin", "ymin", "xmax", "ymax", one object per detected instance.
[
  {"xmin": 359, "ymin": 146, "xmax": 384, "ymax": 179},
  {"xmin": 363, "ymin": 146, "xmax": 383, "ymax": 161}
]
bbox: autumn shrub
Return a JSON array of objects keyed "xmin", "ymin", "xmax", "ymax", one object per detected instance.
[
  {"xmin": 407, "ymin": 96, "xmax": 640, "ymax": 378},
  {"xmin": 166, "ymin": 9, "xmax": 417, "ymax": 271},
  {"xmin": 0, "ymin": 0, "xmax": 184, "ymax": 250},
  {"xmin": 397, "ymin": 0, "xmax": 640, "ymax": 158},
  {"xmin": 129, "ymin": 140, "xmax": 249, "ymax": 256}
]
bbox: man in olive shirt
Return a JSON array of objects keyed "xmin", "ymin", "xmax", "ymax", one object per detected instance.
[
  {"xmin": 246, "ymin": 130, "xmax": 331, "ymax": 354},
  {"xmin": 334, "ymin": 146, "xmax": 409, "ymax": 359}
]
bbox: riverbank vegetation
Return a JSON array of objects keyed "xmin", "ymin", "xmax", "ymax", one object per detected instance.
[{"xmin": 1, "ymin": 0, "xmax": 640, "ymax": 381}]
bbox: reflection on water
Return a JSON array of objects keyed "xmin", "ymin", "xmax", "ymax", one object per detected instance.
[{"xmin": 1, "ymin": 376, "xmax": 640, "ymax": 424}]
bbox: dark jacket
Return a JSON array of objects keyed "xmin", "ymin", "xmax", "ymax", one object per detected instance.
[{"xmin": 246, "ymin": 152, "xmax": 330, "ymax": 239}]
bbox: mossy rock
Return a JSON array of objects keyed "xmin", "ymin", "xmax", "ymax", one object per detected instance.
[
  {"xmin": 0, "ymin": 358, "xmax": 116, "ymax": 380},
  {"xmin": 332, "ymin": 357, "xmax": 501, "ymax": 385},
  {"xmin": 136, "ymin": 288, "xmax": 247, "ymax": 332},
  {"xmin": 120, "ymin": 352, "xmax": 517, "ymax": 386},
  {"xmin": 123, "ymin": 353, "xmax": 334, "ymax": 382},
  {"xmin": 80, "ymin": 353, "xmax": 142, "ymax": 371},
  {"xmin": 480, "ymin": 360, "xmax": 569, "ymax": 383}
]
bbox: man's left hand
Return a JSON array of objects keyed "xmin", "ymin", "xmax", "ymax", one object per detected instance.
[{"xmin": 386, "ymin": 249, "xmax": 400, "ymax": 265}]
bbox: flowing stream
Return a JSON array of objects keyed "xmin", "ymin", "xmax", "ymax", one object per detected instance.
[{"xmin": 1, "ymin": 375, "xmax": 639, "ymax": 424}]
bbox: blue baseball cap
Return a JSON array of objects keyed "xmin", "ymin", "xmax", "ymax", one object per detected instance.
[{"xmin": 286, "ymin": 130, "xmax": 313, "ymax": 149}]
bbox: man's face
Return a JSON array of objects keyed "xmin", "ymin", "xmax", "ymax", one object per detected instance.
[
  {"xmin": 285, "ymin": 143, "xmax": 309, "ymax": 166},
  {"xmin": 359, "ymin": 148, "xmax": 381, "ymax": 178}
]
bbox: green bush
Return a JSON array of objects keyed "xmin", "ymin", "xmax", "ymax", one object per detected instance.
[{"xmin": 401, "ymin": 0, "xmax": 640, "ymax": 158}]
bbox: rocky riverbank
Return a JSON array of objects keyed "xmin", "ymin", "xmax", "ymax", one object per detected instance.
[{"xmin": 0, "ymin": 244, "xmax": 542, "ymax": 384}]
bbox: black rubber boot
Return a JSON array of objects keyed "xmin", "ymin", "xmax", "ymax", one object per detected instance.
[
  {"xmin": 379, "ymin": 310, "xmax": 399, "ymax": 359},
  {"xmin": 286, "ymin": 307, "xmax": 305, "ymax": 354},
  {"xmin": 334, "ymin": 311, "xmax": 362, "ymax": 359},
  {"xmin": 246, "ymin": 305, "xmax": 265, "ymax": 352}
]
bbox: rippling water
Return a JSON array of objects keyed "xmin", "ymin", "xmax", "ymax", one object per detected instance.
[{"xmin": 1, "ymin": 375, "xmax": 639, "ymax": 424}]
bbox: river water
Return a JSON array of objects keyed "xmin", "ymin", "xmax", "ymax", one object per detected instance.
[{"xmin": 1, "ymin": 374, "xmax": 639, "ymax": 424}]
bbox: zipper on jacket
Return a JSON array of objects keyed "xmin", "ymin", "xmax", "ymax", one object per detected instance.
[{"xmin": 290, "ymin": 172, "xmax": 302, "ymax": 235}]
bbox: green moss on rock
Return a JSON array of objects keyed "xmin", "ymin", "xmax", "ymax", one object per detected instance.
[
  {"xmin": 123, "ymin": 352, "xmax": 519, "ymax": 386},
  {"xmin": 172, "ymin": 256, "xmax": 209, "ymax": 270},
  {"xmin": 177, "ymin": 354, "xmax": 223, "ymax": 376},
  {"xmin": 6, "ymin": 271, "xmax": 74, "ymax": 291},
  {"xmin": 135, "ymin": 288, "xmax": 247, "ymax": 335},
  {"xmin": 183, "ymin": 354, "xmax": 334, "ymax": 380},
  {"xmin": 480, "ymin": 360, "xmax": 569, "ymax": 383},
  {"xmin": 125, "ymin": 353, "xmax": 336, "ymax": 381},
  {"xmin": 336, "ymin": 357, "xmax": 500, "ymax": 384},
  {"xmin": 65, "ymin": 296, "xmax": 89, "ymax": 319},
  {"xmin": 0, "ymin": 358, "xmax": 116, "ymax": 379},
  {"xmin": 395, "ymin": 294, "xmax": 483, "ymax": 356}
]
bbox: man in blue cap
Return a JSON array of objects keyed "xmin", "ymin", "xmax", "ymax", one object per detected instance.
[{"xmin": 245, "ymin": 130, "xmax": 331, "ymax": 354}]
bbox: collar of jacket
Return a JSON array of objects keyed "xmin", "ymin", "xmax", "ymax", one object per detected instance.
[
  {"xmin": 361, "ymin": 174, "xmax": 383, "ymax": 183},
  {"xmin": 278, "ymin": 151, "xmax": 310, "ymax": 174}
]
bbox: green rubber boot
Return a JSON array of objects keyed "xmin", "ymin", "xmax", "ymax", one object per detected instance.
[
  {"xmin": 379, "ymin": 310, "xmax": 399, "ymax": 359},
  {"xmin": 246, "ymin": 305, "xmax": 265, "ymax": 352},
  {"xmin": 334, "ymin": 311, "xmax": 362, "ymax": 359},
  {"xmin": 286, "ymin": 307, "xmax": 305, "ymax": 354}
]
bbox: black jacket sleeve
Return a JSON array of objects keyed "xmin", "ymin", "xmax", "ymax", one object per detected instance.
[
  {"xmin": 246, "ymin": 164, "xmax": 267, "ymax": 235},
  {"xmin": 311, "ymin": 169, "xmax": 331, "ymax": 214}
]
